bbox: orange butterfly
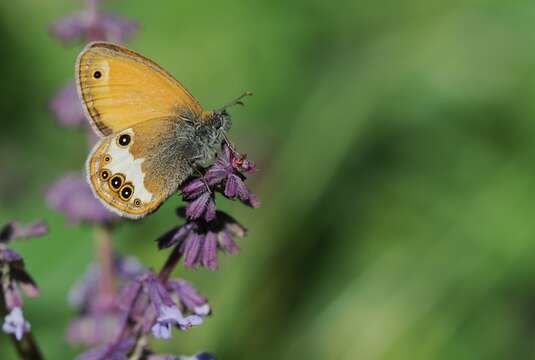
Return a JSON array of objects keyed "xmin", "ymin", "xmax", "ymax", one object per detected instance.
[{"xmin": 76, "ymin": 42, "xmax": 250, "ymax": 219}]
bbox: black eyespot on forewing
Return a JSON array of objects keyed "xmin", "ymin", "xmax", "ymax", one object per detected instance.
[
  {"xmin": 117, "ymin": 134, "xmax": 131, "ymax": 147},
  {"xmin": 93, "ymin": 70, "xmax": 102, "ymax": 79}
]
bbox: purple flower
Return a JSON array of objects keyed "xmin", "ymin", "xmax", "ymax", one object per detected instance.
[
  {"xmin": 181, "ymin": 143, "xmax": 259, "ymax": 222},
  {"xmin": 0, "ymin": 220, "xmax": 48, "ymax": 243},
  {"xmin": 166, "ymin": 279, "xmax": 211, "ymax": 316},
  {"xmin": 157, "ymin": 209, "xmax": 246, "ymax": 271},
  {"xmin": 0, "ymin": 221, "xmax": 44, "ymax": 311},
  {"xmin": 49, "ymin": 82, "xmax": 86, "ymax": 127},
  {"xmin": 67, "ymin": 256, "xmax": 144, "ymax": 346},
  {"xmin": 76, "ymin": 336, "xmax": 136, "ymax": 360},
  {"xmin": 69, "ymin": 256, "xmax": 143, "ymax": 312},
  {"xmin": 0, "ymin": 251, "xmax": 40, "ymax": 309},
  {"xmin": 148, "ymin": 353, "xmax": 216, "ymax": 360},
  {"xmin": 50, "ymin": 12, "xmax": 138, "ymax": 44},
  {"xmin": 2, "ymin": 307, "xmax": 30, "ymax": 341},
  {"xmin": 144, "ymin": 273, "xmax": 202, "ymax": 338},
  {"xmin": 46, "ymin": 173, "xmax": 119, "ymax": 225},
  {"xmin": 68, "ymin": 314, "xmax": 119, "ymax": 347},
  {"xmin": 151, "ymin": 305, "xmax": 202, "ymax": 340}
]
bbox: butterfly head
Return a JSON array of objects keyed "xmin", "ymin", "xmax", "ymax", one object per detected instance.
[
  {"xmin": 211, "ymin": 110, "xmax": 231, "ymax": 133},
  {"xmin": 211, "ymin": 91, "xmax": 252, "ymax": 132}
]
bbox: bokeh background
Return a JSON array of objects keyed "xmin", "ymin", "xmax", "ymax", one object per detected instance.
[{"xmin": 2, "ymin": 0, "xmax": 535, "ymax": 359}]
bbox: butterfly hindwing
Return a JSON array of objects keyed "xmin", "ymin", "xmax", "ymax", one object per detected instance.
[
  {"xmin": 76, "ymin": 41, "xmax": 204, "ymax": 136},
  {"xmin": 87, "ymin": 118, "xmax": 195, "ymax": 218}
]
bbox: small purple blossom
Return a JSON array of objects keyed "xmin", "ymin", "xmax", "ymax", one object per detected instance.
[
  {"xmin": 145, "ymin": 274, "xmax": 203, "ymax": 339},
  {"xmin": 49, "ymin": 82, "xmax": 86, "ymax": 127},
  {"xmin": 151, "ymin": 305, "xmax": 202, "ymax": 340},
  {"xmin": 148, "ymin": 353, "xmax": 216, "ymax": 360},
  {"xmin": 157, "ymin": 208, "xmax": 246, "ymax": 271},
  {"xmin": 50, "ymin": 12, "xmax": 138, "ymax": 44},
  {"xmin": 67, "ymin": 256, "xmax": 144, "ymax": 346},
  {"xmin": 75, "ymin": 336, "xmax": 136, "ymax": 360},
  {"xmin": 2, "ymin": 307, "xmax": 31, "ymax": 341},
  {"xmin": 46, "ymin": 173, "xmax": 119, "ymax": 225},
  {"xmin": 110, "ymin": 272, "xmax": 208, "ymax": 344},
  {"xmin": 182, "ymin": 143, "xmax": 259, "ymax": 222},
  {"xmin": 167, "ymin": 279, "xmax": 211, "ymax": 316},
  {"xmin": 69, "ymin": 256, "xmax": 143, "ymax": 311}
]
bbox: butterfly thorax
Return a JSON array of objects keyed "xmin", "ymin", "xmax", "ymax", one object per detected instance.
[{"xmin": 187, "ymin": 110, "xmax": 231, "ymax": 165}]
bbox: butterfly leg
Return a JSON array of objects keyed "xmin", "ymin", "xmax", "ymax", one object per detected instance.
[{"xmin": 188, "ymin": 161, "xmax": 212, "ymax": 194}]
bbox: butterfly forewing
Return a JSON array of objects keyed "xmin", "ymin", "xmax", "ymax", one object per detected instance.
[{"xmin": 76, "ymin": 42, "xmax": 204, "ymax": 136}]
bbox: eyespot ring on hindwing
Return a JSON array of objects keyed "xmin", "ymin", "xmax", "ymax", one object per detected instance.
[
  {"xmin": 133, "ymin": 199, "xmax": 142, "ymax": 207},
  {"xmin": 102, "ymin": 154, "xmax": 112, "ymax": 164},
  {"xmin": 99, "ymin": 168, "xmax": 111, "ymax": 181},
  {"xmin": 109, "ymin": 173, "xmax": 125, "ymax": 191},
  {"xmin": 119, "ymin": 183, "xmax": 134, "ymax": 201}
]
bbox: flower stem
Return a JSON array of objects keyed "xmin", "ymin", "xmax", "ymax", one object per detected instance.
[
  {"xmin": 158, "ymin": 246, "xmax": 183, "ymax": 282},
  {"xmin": 94, "ymin": 225, "xmax": 115, "ymax": 311},
  {"xmin": 0, "ymin": 289, "xmax": 44, "ymax": 360}
]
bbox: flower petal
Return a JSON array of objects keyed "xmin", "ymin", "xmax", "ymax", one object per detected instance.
[
  {"xmin": 201, "ymin": 232, "xmax": 218, "ymax": 271},
  {"xmin": 186, "ymin": 192, "xmax": 212, "ymax": 220},
  {"xmin": 183, "ymin": 233, "xmax": 203, "ymax": 269},
  {"xmin": 2, "ymin": 307, "xmax": 30, "ymax": 341}
]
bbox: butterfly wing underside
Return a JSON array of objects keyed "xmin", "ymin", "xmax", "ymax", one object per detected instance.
[
  {"xmin": 87, "ymin": 119, "xmax": 194, "ymax": 218},
  {"xmin": 76, "ymin": 41, "xmax": 203, "ymax": 136}
]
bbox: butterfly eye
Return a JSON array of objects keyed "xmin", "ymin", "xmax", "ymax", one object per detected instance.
[
  {"xmin": 103, "ymin": 155, "xmax": 112, "ymax": 163},
  {"xmin": 99, "ymin": 169, "xmax": 110, "ymax": 181},
  {"xmin": 109, "ymin": 174, "xmax": 125, "ymax": 191},
  {"xmin": 117, "ymin": 134, "xmax": 131, "ymax": 147},
  {"xmin": 93, "ymin": 70, "xmax": 102, "ymax": 79},
  {"xmin": 119, "ymin": 183, "xmax": 134, "ymax": 201},
  {"xmin": 134, "ymin": 199, "xmax": 142, "ymax": 207}
]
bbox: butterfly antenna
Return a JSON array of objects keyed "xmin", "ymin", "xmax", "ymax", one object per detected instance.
[{"xmin": 215, "ymin": 91, "xmax": 253, "ymax": 112}]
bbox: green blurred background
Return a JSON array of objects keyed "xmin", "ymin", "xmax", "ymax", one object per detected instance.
[{"xmin": 2, "ymin": 0, "xmax": 535, "ymax": 359}]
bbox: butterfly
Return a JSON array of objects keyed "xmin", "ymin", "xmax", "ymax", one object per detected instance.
[{"xmin": 76, "ymin": 42, "xmax": 250, "ymax": 219}]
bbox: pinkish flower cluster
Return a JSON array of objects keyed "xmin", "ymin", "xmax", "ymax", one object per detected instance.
[{"xmin": 157, "ymin": 143, "xmax": 258, "ymax": 271}]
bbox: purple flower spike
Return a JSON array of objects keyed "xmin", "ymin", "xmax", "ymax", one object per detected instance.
[
  {"xmin": 50, "ymin": 12, "xmax": 138, "ymax": 44},
  {"xmin": 94, "ymin": 13, "xmax": 139, "ymax": 43},
  {"xmin": 67, "ymin": 256, "xmax": 144, "ymax": 346},
  {"xmin": 0, "ymin": 221, "xmax": 44, "ymax": 313},
  {"xmin": 76, "ymin": 336, "xmax": 136, "ymax": 360},
  {"xmin": 50, "ymin": 82, "xmax": 86, "ymax": 127},
  {"xmin": 50, "ymin": 13, "xmax": 87, "ymax": 44},
  {"xmin": 2, "ymin": 307, "xmax": 30, "ymax": 341},
  {"xmin": 0, "ymin": 220, "xmax": 48, "ymax": 244},
  {"xmin": 46, "ymin": 173, "xmax": 119, "ymax": 225},
  {"xmin": 148, "ymin": 353, "xmax": 216, "ymax": 360}
]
